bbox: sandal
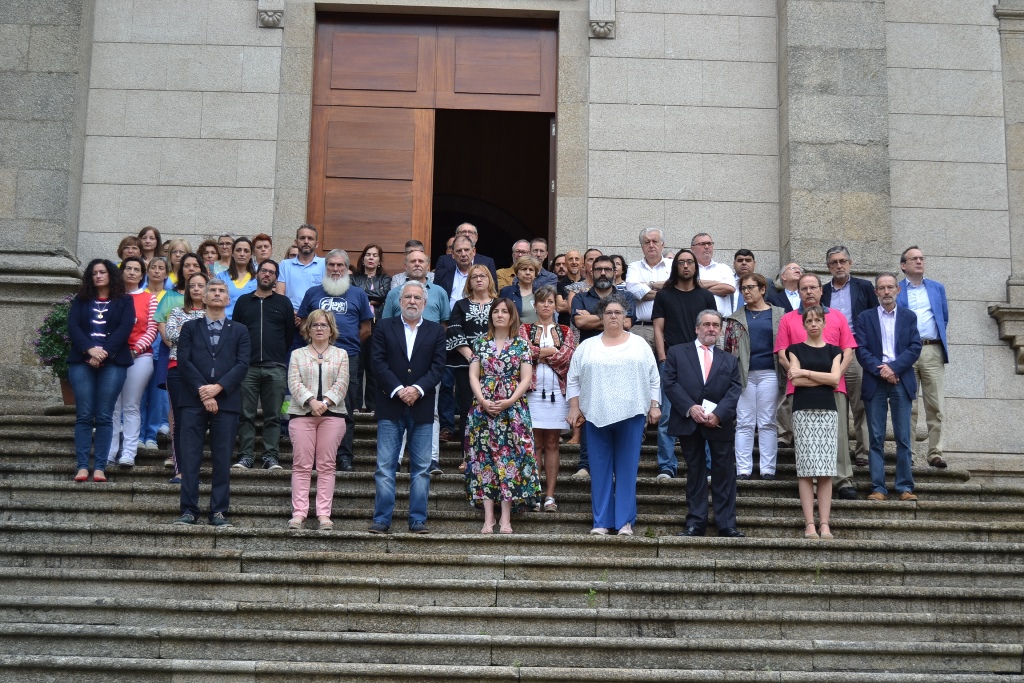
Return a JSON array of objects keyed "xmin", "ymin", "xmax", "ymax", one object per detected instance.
[
  {"xmin": 91, "ymin": 471, "xmax": 107, "ymax": 483},
  {"xmin": 288, "ymin": 517, "xmax": 304, "ymax": 530},
  {"xmin": 928, "ymin": 456, "xmax": 948, "ymax": 469},
  {"xmin": 499, "ymin": 523, "xmax": 513, "ymax": 534},
  {"xmin": 819, "ymin": 523, "xmax": 834, "ymax": 540},
  {"xmin": 74, "ymin": 469, "xmax": 89, "ymax": 482},
  {"xmin": 317, "ymin": 517, "xmax": 333, "ymax": 531},
  {"xmin": 543, "ymin": 497, "xmax": 558, "ymax": 512},
  {"xmin": 481, "ymin": 522, "xmax": 495, "ymax": 534},
  {"xmin": 803, "ymin": 523, "xmax": 818, "ymax": 540}
]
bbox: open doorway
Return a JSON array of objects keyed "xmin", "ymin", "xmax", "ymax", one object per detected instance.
[{"xmin": 431, "ymin": 109, "xmax": 553, "ymax": 268}]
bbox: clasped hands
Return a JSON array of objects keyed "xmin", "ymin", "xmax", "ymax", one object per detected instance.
[
  {"xmin": 877, "ymin": 363, "xmax": 898, "ymax": 384},
  {"xmin": 479, "ymin": 397, "xmax": 511, "ymax": 417},
  {"xmin": 396, "ymin": 386, "xmax": 421, "ymax": 406},
  {"xmin": 86, "ymin": 347, "xmax": 107, "ymax": 368},
  {"xmin": 688, "ymin": 405, "xmax": 720, "ymax": 428},
  {"xmin": 199, "ymin": 384, "xmax": 222, "ymax": 414}
]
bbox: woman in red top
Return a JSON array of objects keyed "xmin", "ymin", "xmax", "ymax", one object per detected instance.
[{"xmin": 106, "ymin": 257, "xmax": 157, "ymax": 467}]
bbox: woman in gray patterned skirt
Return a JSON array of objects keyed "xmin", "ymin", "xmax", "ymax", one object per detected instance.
[{"xmin": 785, "ymin": 305, "xmax": 843, "ymax": 540}]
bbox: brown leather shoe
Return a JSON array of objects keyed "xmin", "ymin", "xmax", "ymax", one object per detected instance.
[
  {"xmin": 899, "ymin": 491, "xmax": 918, "ymax": 501},
  {"xmin": 867, "ymin": 492, "xmax": 887, "ymax": 501},
  {"xmin": 439, "ymin": 428, "xmax": 454, "ymax": 443}
]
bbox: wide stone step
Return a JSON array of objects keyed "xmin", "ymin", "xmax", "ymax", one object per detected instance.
[
  {"xmin": 2, "ymin": 521, "xmax": 1021, "ymax": 565},
  {"xmin": 0, "ymin": 622, "xmax": 1020, "ymax": 673},
  {"xmin": 0, "ymin": 477, "xmax": 1018, "ymax": 522},
  {"xmin": 4, "ymin": 655, "xmax": 1024, "ymax": 683},
  {"xmin": 4, "ymin": 496, "xmax": 1022, "ymax": 542},
  {"xmin": 2, "ymin": 594, "xmax": 1022, "ymax": 644},
  {"xmin": 4, "ymin": 544, "xmax": 1024, "ymax": 593}
]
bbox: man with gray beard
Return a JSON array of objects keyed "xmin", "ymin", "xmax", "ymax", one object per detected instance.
[{"xmin": 298, "ymin": 249, "xmax": 374, "ymax": 472}]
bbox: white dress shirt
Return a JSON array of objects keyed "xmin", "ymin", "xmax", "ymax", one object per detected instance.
[
  {"xmin": 698, "ymin": 260, "xmax": 736, "ymax": 316},
  {"xmin": 389, "ymin": 315, "xmax": 426, "ymax": 398},
  {"xmin": 625, "ymin": 256, "xmax": 673, "ymax": 322},
  {"xmin": 877, "ymin": 306, "xmax": 897, "ymax": 364}
]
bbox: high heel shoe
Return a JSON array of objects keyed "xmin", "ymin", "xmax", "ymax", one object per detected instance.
[
  {"xmin": 819, "ymin": 523, "xmax": 834, "ymax": 540},
  {"xmin": 803, "ymin": 523, "xmax": 818, "ymax": 539}
]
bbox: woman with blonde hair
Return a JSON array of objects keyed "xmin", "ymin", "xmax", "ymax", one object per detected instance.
[{"xmin": 287, "ymin": 309, "xmax": 349, "ymax": 531}]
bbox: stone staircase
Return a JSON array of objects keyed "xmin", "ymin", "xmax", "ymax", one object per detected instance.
[{"xmin": 0, "ymin": 412, "xmax": 1023, "ymax": 681}]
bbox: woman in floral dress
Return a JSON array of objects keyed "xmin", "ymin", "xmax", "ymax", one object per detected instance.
[{"xmin": 465, "ymin": 298, "xmax": 541, "ymax": 534}]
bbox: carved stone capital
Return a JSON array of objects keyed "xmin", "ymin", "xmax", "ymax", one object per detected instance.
[
  {"xmin": 989, "ymin": 302, "xmax": 1024, "ymax": 373},
  {"xmin": 257, "ymin": 0, "xmax": 284, "ymax": 28},
  {"xmin": 590, "ymin": 0, "xmax": 615, "ymax": 39},
  {"xmin": 996, "ymin": 1, "xmax": 1024, "ymax": 33}
]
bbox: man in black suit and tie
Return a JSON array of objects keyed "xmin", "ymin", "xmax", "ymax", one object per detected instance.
[
  {"xmin": 174, "ymin": 278, "xmax": 250, "ymax": 527},
  {"xmin": 368, "ymin": 280, "xmax": 447, "ymax": 535},
  {"xmin": 662, "ymin": 309, "xmax": 745, "ymax": 537},
  {"xmin": 433, "ymin": 222, "xmax": 497, "ymax": 284}
]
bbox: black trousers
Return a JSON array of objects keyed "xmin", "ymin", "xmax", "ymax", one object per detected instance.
[
  {"xmin": 178, "ymin": 406, "xmax": 238, "ymax": 519},
  {"xmin": 679, "ymin": 433, "xmax": 738, "ymax": 531}
]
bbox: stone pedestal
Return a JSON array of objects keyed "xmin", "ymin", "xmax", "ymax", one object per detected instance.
[{"xmin": 777, "ymin": 0, "xmax": 892, "ymax": 273}]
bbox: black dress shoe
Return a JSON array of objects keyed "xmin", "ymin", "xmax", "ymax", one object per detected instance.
[
  {"xmin": 676, "ymin": 526, "xmax": 705, "ymax": 537},
  {"xmin": 760, "ymin": 473, "xmax": 775, "ymax": 481},
  {"xmin": 337, "ymin": 456, "xmax": 354, "ymax": 472},
  {"xmin": 736, "ymin": 474, "xmax": 750, "ymax": 480},
  {"xmin": 836, "ymin": 487, "xmax": 858, "ymax": 500},
  {"xmin": 717, "ymin": 527, "xmax": 745, "ymax": 538}
]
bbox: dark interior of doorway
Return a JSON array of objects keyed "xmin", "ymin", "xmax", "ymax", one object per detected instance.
[{"xmin": 431, "ymin": 109, "xmax": 552, "ymax": 269}]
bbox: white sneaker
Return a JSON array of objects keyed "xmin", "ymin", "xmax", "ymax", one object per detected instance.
[
  {"xmin": 655, "ymin": 472, "xmax": 671, "ymax": 481},
  {"xmin": 589, "ymin": 527, "xmax": 609, "ymax": 535},
  {"xmin": 120, "ymin": 457, "xmax": 135, "ymax": 468},
  {"xmin": 618, "ymin": 523, "xmax": 633, "ymax": 536},
  {"xmin": 573, "ymin": 468, "xmax": 590, "ymax": 480},
  {"xmin": 158, "ymin": 425, "xmax": 170, "ymax": 435},
  {"xmin": 143, "ymin": 440, "xmax": 158, "ymax": 451}
]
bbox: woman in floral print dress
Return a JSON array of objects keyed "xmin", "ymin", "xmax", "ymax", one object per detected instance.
[{"xmin": 465, "ymin": 298, "xmax": 541, "ymax": 534}]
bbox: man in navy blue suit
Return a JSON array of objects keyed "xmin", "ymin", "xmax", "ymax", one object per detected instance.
[
  {"xmin": 368, "ymin": 281, "xmax": 447, "ymax": 535},
  {"xmin": 663, "ymin": 309, "xmax": 745, "ymax": 538},
  {"xmin": 174, "ymin": 278, "xmax": 251, "ymax": 527},
  {"xmin": 854, "ymin": 273, "xmax": 922, "ymax": 502},
  {"xmin": 433, "ymin": 222, "xmax": 497, "ymax": 284}
]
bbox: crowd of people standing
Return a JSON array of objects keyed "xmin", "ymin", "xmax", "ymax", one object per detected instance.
[{"xmin": 66, "ymin": 223, "xmax": 949, "ymax": 539}]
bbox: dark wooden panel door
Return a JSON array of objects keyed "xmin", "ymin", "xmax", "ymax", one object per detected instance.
[
  {"xmin": 314, "ymin": 17, "xmax": 436, "ymax": 108},
  {"xmin": 435, "ymin": 23, "xmax": 557, "ymax": 113},
  {"xmin": 307, "ymin": 106, "xmax": 434, "ymax": 265}
]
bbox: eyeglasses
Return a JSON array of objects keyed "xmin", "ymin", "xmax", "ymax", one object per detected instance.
[
  {"xmin": 677, "ymin": 259, "xmax": 696, "ymax": 266},
  {"xmin": 470, "ymin": 275, "xmax": 489, "ymax": 280},
  {"xmin": 692, "ymin": 241, "xmax": 714, "ymax": 248},
  {"xmin": 593, "ymin": 267, "xmax": 614, "ymax": 274},
  {"xmin": 310, "ymin": 323, "xmax": 329, "ymax": 329},
  {"xmin": 739, "ymin": 285, "xmax": 759, "ymax": 292},
  {"xmin": 170, "ymin": 249, "xmax": 186, "ymax": 256},
  {"xmin": 602, "ymin": 310, "xmax": 625, "ymax": 316},
  {"xmin": 218, "ymin": 242, "xmax": 232, "ymax": 247},
  {"xmin": 828, "ymin": 259, "xmax": 850, "ymax": 267},
  {"xmin": 257, "ymin": 268, "xmax": 277, "ymax": 276}
]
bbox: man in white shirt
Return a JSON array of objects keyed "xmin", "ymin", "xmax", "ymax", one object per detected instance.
[
  {"xmin": 626, "ymin": 227, "xmax": 674, "ymax": 352},
  {"xmin": 690, "ymin": 232, "xmax": 736, "ymax": 316}
]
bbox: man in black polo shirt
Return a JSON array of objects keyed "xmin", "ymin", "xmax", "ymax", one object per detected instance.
[
  {"xmin": 231, "ymin": 259, "xmax": 295, "ymax": 470},
  {"xmin": 652, "ymin": 248, "xmax": 717, "ymax": 479}
]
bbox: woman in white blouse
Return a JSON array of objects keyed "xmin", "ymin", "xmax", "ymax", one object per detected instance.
[{"xmin": 566, "ymin": 294, "xmax": 661, "ymax": 536}]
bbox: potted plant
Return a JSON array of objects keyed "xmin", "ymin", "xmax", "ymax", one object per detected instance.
[{"xmin": 34, "ymin": 294, "xmax": 75, "ymax": 405}]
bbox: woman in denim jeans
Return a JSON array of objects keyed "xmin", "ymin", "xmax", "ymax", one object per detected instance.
[{"xmin": 67, "ymin": 259, "xmax": 135, "ymax": 482}]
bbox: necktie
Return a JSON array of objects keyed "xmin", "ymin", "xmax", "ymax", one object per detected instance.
[{"xmin": 702, "ymin": 345, "xmax": 712, "ymax": 382}]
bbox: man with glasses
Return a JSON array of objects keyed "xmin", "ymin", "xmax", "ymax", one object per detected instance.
[
  {"xmin": 821, "ymin": 246, "xmax": 878, "ymax": 468},
  {"xmin": 690, "ymin": 233, "xmax": 736, "ymax": 316},
  {"xmin": 297, "ymin": 249, "xmax": 373, "ymax": 473},
  {"xmin": 626, "ymin": 227, "xmax": 674, "ymax": 352},
  {"xmin": 776, "ymin": 273, "xmax": 860, "ymax": 500},
  {"xmin": 434, "ymin": 222, "xmax": 497, "ymax": 286},
  {"xmin": 231, "ymin": 259, "xmax": 295, "ymax": 470},
  {"xmin": 571, "ymin": 255, "xmax": 637, "ymax": 343},
  {"xmin": 897, "ymin": 246, "xmax": 949, "ymax": 469},
  {"xmin": 496, "ymin": 240, "xmax": 531, "ymax": 290}
]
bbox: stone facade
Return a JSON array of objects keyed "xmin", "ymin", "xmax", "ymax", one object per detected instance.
[{"xmin": 3, "ymin": 0, "xmax": 1024, "ymax": 471}]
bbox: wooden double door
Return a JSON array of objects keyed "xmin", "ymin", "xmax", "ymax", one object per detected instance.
[{"xmin": 308, "ymin": 14, "xmax": 558, "ymax": 265}]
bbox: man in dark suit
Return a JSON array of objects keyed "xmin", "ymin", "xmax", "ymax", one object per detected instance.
[
  {"xmin": 174, "ymin": 278, "xmax": 251, "ymax": 527},
  {"xmin": 369, "ymin": 280, "xmax": 447, "ymax": 534},
  {"xmin": 855, "ymin": 273, "xmax": 922, "ymax": 502},
  {"xmin": 767, "ymin": 262, "xmax": 802, "ymax": 313},
  {"xmin": 663, "ymin": 309, "xmax": 745, "ymax": 537},
  {"xmin": 821, "ymin": 246, "xmax": 879, "ymax": 467},
  {"xmin": 433, "ymin": 222, "xmax": 497, "ymax": 284}
]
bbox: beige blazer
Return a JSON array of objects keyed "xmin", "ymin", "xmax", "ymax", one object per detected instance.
[{"xmin": 287, "ymin": 345, "xmax": 349, "ymax": 416}]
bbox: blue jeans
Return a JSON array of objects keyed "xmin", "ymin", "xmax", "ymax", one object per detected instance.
[
  {"xmin": 657, "ymin": 383, "xmax": 678, "ymax": 475},
  {"xmin": 438, "ymin": 367, "xmax": 456, "ymax": 432},
  {"xmin": 866, "ymin": 381, "xmax": 914, "ymax": 495},
  {"xmin": 373, "ymin": 412, "xmax": 432, "ymax": 528},
  {"xmin": 68, "ymin": 362, "xmax": 128, "ymax": 471},
  {"xmin": 140, "ymin": 369, "xmax": 169, "ymax": 442},
  {"xmin": 585, "ymin": 414, "xmax": 645, "ymax": 530}
]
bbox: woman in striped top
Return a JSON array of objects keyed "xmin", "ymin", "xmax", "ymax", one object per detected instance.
[
  {"xmin": 67, "ymin": 259, "xmax": 136, "ymax": 482},
  {"xmin": 106, "ymin": 257, "xmax": 158, "ymax": 468}
]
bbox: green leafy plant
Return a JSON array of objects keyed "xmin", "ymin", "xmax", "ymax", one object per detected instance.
[
  {"xmin": 33, "ymin": 295, "xmax": 74, "ymax": 381},
  {"xmin": 586, "ymin": 587, "xmax": 599, "ymax": 608}
]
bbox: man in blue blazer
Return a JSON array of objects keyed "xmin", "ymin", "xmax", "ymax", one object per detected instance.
[
  {"xmin": 433, "ymin": 222, "xmax": 497, "ymax": 284},
  {"xmin": 663, "ymin": 310, "xmax": 745, "ymax": 538},
  {"xmin": 821, "ymin": 246, "xmax": 879, "ymax": 468},
  {"xmin": 897, "ymin": 246, "xmax": 950, "ymax": 469},
  {"xmin": 174, "ymin": 278, "xmax": 251, "ymax": 526},
  {"xmin": 854, "ymin": 273, "xmax": 922, "ymax": 502},
  {"xmin": 369, "ymin": 280, "xmax": 447, "ymax": 535}
]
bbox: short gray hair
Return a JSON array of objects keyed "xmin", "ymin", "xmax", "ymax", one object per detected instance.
[
  {"xmin": 639, "ymin": 227, "xmax": 664, "ymax": 245},
  {"xmin": 400, "ymin": 280, "xmax": 427, "ymax": 298},
  {"xmin": 206, "ymin": 277, "xmax": 227, "ymax": 293},
  {"xmin": 825, "ymin": 245, "xmax": 851, "ymax": 265},
  {"xmin": 326, "ymin": 248, "xmax": 349, "ymax": 267},
  {"xmin": 695, "ymin": 309, "xmax": 723, "ymax": 328},
  {"xmin": 875, "ymin": 271, "xmax": 900, "ymax": 287}
]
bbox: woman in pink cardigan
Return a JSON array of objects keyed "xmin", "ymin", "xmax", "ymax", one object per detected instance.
[{"xmin": 287, "ymin": 309, "xmax": 349, "ymax": 531}]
